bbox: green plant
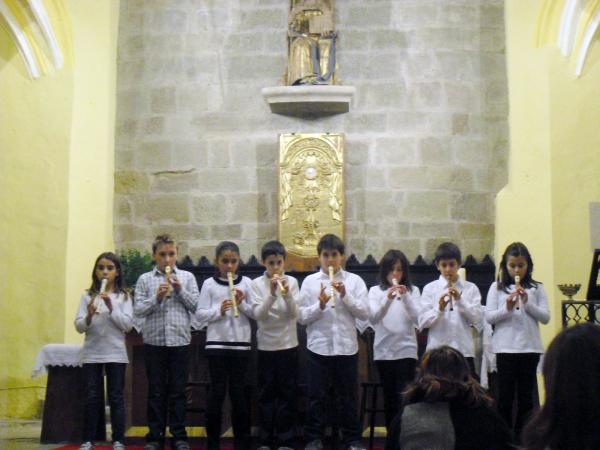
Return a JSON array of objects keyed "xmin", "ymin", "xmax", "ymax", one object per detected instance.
[{"xmin": 119, "ymin": 249, "xmax": 154, "ymax": 291}]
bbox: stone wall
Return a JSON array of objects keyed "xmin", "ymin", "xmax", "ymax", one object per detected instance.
[{"xmin": 115, "ymin": 0, "xmax": 508, "ymax": 262}]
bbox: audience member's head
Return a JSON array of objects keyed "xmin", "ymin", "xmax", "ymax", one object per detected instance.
[
  {"xmin": 385, "ymin": 346, "xmax": 506, "ymax": 450},
  {"xmin": 403, "ymin": 345, "xmax": 492, "ymax": 408},
  {"xmin": 523, "ymin": 323, "xmax": 600, "ymax": 450}
]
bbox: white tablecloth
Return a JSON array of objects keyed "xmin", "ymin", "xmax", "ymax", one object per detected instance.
[{"xmin": 31, "ymin": 344, "xmax": 83, "ymax": 378}]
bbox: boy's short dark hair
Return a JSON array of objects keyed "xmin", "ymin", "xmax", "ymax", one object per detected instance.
[
  {"xmin": 317, "ymin": 233, "xmax": 345, "ymax": 255},
  {"xmin": 152, "ymin": 234, "xmax": 177, "ymax": 254},
  {"xmin": 261, "ymin": 240, "xmax": 286, "ymax": 261},
  {"xmin": 434, "ymin": 242, "xmax": 462, "ymax": 264}
]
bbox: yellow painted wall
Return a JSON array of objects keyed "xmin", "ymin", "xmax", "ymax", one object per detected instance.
[
  {"xmin": 0, "ymin": 0, "xmax": 118, "ymax": 418},
  {"xmin": 63, "ymin": 0, "xmax": 118, "ymax": 344},
  {"xmin": 499, "ymin": 0, "xmax": 600, "ymax": 351}
]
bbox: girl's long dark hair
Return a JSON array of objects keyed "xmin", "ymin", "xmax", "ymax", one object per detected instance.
[
  {"xmin": 402, "ymin": 346, "xmax": 493, "ymax": 408},
  {"xmin": 497, "ymin": 241, "xmax": 539, "ymax": 293},
  {"xmin": 378, "ymin": 249, "xmax": 412, "ymax": 291},
  {"xmin": 88, "ymin": 252, "xmax": 129, "ymax": 299},
  {"xmin": 385, "ymin": 346, "xmax": 493, "ymax": 450},
  {"xmin": 522, "ymin": 323, "xmax": 600, "ymax": 450}
]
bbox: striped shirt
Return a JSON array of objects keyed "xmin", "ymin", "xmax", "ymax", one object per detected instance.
[
  {"xmin": 133, "ymin": 266, "xmax": 199, "ymax": 346},
  {"xmin": 195, "ymin": 275, "xmax": 255, "ymax": 354}
]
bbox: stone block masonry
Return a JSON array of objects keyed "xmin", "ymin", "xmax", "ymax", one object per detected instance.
[{"xmin": 115, "ymin": 0, "xmax": 508, "ymax": 263}]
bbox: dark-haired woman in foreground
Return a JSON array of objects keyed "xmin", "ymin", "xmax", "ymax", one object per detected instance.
[
  {"xmin": 385, "ymin": 346, "xmax": 514, "ymax": 450},
  {"xmin": 522, "ymin": 323, "xmax": 600, "ymax": 450}
]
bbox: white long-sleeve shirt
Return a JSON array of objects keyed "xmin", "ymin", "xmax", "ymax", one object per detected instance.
[
  {"xmin": 250, "ymin": 272, "xmax": 299, "ymax": 351},
  {"xmin": 418, "ymin": 275, "xmax": 482, "ymax": 357},
  {"xmin": 485, "ymin": 282, "xmax": 550, "ymax": 354},
  {"xmin": 195, "ymin": 275, "xmax": 255, "ymax": 353},
  {"xmin": 75, "ymin": 291, "xmax": 133, "ymax": 364},
  {"xmin": 368, "ymin": 285, "xmax": 421, "ymax": 360},
  {"xmin": 298, "ymin": 268, "xmax": 368, "ymax": 356}
]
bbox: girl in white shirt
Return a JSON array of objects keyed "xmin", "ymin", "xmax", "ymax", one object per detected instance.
[
  {"xmin": 74, "ymin": 252, "xmax": 133, "ymax": 450},
  {"xmin": 368, "ymin": 249, "xmax": 421, "ymax": 430},
  {"xmin": 196, "ymin": 241, "xmax": 254, "ymax": 450},
  {"xmin": 485, "ymin": 242, "xmax": 550, "ymax": 439}
]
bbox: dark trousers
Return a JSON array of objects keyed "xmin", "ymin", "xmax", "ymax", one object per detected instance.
[
  {"xmin": 376, "ymin": 358, "xmax": 417, "ymax": 429},
  {"xmin": 465, "ymin": 357, "xmax": 479, "ymax": 381},
  {"xmin": 258, "ymin": 347, "xmax": 298, "ymax": 447},
  {"xmin": 144, "ymin": 344, "xmax": 190, "ymax": 445},
  {"xmin": 496, "ymin": 353, "xmax": 540, "ymax": 438},
  {"xmin": 82, "ymin": 363, "xmax": 126, "ymax": 443},
  {"xmin": 206, "ymin": 354, "xmax": 251, "ymax": 450},
  {"xmin": 305, "ymin": 351, "xmax": 362, "ymax": 447}
]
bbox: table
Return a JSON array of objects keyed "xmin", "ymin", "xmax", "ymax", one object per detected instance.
[{"xmin": 33, "ymin": 344, "xmax": 105, "ymax": 443}]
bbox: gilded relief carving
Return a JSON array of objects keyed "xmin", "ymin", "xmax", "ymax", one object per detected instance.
[{"xmin": 279, "ymin": 133, "xmax": 344, "ymax": 257}]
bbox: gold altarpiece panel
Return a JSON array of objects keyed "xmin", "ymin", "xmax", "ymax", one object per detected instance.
[{"xmin": 278, "ymin": 133, "xmax": 344, "ymax": 271}]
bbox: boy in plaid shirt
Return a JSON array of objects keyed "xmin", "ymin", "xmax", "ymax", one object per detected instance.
[{"xmin": 134, "ymin": 234, "xmax": 200, "ymax": 450}]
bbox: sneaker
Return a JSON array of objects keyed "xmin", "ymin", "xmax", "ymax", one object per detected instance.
[
  {"xmin": 173, "ymin": 440, "xmax": 191, "ymax": 450},
  {"xmin": 347, "ymin": 442, "xmax": 366, "ymax": 450},
  {"xmin": 79, "ymin": 443, "xmax": 94, "ymax": 450},
  {"xmin": 277, "ymin": 447, "xmax": 295, "ymax": 450},
  {"xmin": 305, "ymin": 440, "xmax": 323, "ymax": 450},
  {"xmin": 143, "ymin": 442, "xmax": 162, "ymax": 450},
  {"xmin": 113, "ymin": 441, "xmax": 126, "ymax": 450}
]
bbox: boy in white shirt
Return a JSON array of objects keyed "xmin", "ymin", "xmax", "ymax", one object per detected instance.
[
  {"xmin": 418, "ymin": 242, "xmax": 482, "ymax": 376},
  {"xmin": 250, "ymin": 240, "xmax": 300, "ymax": 450},
  {"xmin": 298, "ymin": 234, "xmax": 368, "ymax": 450}
]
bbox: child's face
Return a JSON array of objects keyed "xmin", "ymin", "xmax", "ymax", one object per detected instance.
[
  {"xmin": 154, "ymin": 243, "xmax": 177, "ymax": 272},
  {"xmin": 506, "ymin": 255, "xmax": 528, "ymax": 281},
  {"xmin": 217, "ymin": 250, "xmax": 240, "ymax": 277},
  {"xmin": 386, "ymin": 261, "xmax": 403, "ymax": 285},
  {"xmin": 263, "ymin": 254, "xmax": 285, "ymax": 278},
  {"xmin": 319, "ymin": 248, "xmax": 344, "ymax": 273},
  {"xmin": 436, "ymin": 258, "xmax": 460, "ymax": 282},
  {"xmin": 95, "ymin": 257, "xmax": 118, "ymax": 286}
]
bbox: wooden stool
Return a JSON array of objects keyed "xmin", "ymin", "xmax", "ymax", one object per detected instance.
[{"xmin": 359, "ymin": 381, "xmax": 385, "ymax": 450}]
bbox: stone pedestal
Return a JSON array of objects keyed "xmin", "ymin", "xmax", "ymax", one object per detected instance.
[{"xmin": 262, "ymin": 85, "xmax": 355, "ymax": 117}]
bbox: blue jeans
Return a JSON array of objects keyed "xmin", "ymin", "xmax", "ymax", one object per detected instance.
[{"xmin": 82, "ymin": 362, "xmax": 126, "ymax": 443}]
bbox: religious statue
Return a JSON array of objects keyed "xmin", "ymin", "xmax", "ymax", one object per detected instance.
[{"xmin": 286, "ymin": 0, "xmax": 338, "ymax": 86}]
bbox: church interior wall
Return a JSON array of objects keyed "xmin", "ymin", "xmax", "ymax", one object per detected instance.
[
  {"xmin": 498, "ymin": 0, "xmax": 600, "ymax": 351},
  {"xmin": 0, "ymin": 0, "xmax": 119, "ymax": 418},
  {"xmin": 114, "ymin": 0, "xmax": 509, "ymax": 263},
  {"xmin": 2, "ymin": 0, "xmax": 598, "ymax": 421}
]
